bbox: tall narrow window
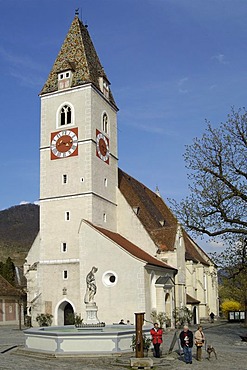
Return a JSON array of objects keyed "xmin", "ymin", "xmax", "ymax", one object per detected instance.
[
  {"xmin": 63, "ymin": 174, "xmax": 68, "ymax": 184},
  {"xmin": 103, "ymin": 213, "xmax": 107, "ymax": 222},
  {"xmin": 63, "ymin": 270, "xmax": 68, "ymax": 279},
  {"xmin": 103, "ymin": 113, "xmax": 108, "ymax": 133},
  {"xmin": 61, "ymin": 242, "xmax": 67, "ymax": 252},
  {"xmin": 61, "ymin": 105, "xmax": 72, "ymax": 126},
  {"xmin": 65, "ymin": 211, "xmax": 70, "ymax": 221}
]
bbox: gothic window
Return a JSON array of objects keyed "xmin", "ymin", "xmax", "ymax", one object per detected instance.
[
  {"xmin": 102, "ymin": 113, "xmax": 108, "ymax": 133},
  {"xmin": 60, "ymin": 105, "xmax": 72, "ymax": 126}
]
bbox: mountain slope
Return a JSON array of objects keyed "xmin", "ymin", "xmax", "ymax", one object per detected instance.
[{"xmin": 0, "ymin": 204, "xmax": 39, "ymax": 266}]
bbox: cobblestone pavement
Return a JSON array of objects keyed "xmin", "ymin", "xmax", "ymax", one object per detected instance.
[{"xmin": 0, "ymin": 322, "xmax": 246, "ymax": 369}]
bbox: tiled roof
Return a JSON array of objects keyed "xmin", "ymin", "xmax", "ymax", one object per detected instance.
[
  {"xmin": 183, "ymin": 231, "xmax": 210, "ymax": 266},
  {"xmin": 118, "ymin": 169, "xmax": 210, "ymax": 266},
  {"xmin": 84, "ymin": 221, "xmax": 177, "ymax": 273},
  {"xmin": 118, "ymin": 169, "xmax": 177, "ymax": 251},
  {"xmin": 0, "ymin": 275, "xmax": 23, "ymax": 297},
  {"xmin": 40, "ymin": 16, "xmax": 116, "ymax": 107}
]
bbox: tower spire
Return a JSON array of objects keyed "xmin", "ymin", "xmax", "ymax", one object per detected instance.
[{"xmin": 40, "ymin": 16, "xmax": 116, "ymax": 108}]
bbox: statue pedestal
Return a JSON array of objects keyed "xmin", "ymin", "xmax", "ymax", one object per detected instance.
[{"xmin": 85, "ymin": 303, "xmax": 100, "ymax": 324}]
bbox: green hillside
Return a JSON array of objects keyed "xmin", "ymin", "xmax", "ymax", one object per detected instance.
[{"xmin": 0, "ymin": 204, "xmax": 39, "ymax": 266}]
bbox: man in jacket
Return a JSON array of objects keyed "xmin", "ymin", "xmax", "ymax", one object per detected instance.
[
  {"xmin": 150, "ymin": 323, "xmax": 163, "ymax": 358},
  {"xmin": 179, "ymin": 325, "xmax": 193, "ymax": 364}
]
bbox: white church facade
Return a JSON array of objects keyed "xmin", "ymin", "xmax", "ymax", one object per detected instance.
[{"xmin": 24, "ymin": 15, "xmax": 218, "ymax": 327}]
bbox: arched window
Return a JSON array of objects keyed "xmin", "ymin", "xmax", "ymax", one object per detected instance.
[
  {"xmin": 56, "ymin": 102, "xmax": 74, "ymax": 128},
  {"xmin": 102, "ymin": 113, "xmax": 108, "ymax": 133},
  {"xmin": 60, "ymin": 105, "xmax": 72, "ymax": 126}
]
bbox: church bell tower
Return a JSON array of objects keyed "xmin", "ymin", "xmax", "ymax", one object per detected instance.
[{"xmin": 34, "ymin": 15, "xmax": 118, "ymax": 321}]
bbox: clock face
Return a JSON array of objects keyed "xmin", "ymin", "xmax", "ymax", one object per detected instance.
[
  {"xmin": 50, "ymin": 128, "xmax": 78, "ymax": 160},
  {"xmin": 96, "ymin": 129, "xmax": 109, "ymax": 164}
]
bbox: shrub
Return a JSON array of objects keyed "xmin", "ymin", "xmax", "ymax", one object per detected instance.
[
  {"xmin": 36, "ymin": 313, "xmax": 53, "ymax": 327},
  {"xmin": 131, "ymin": 334, "xmax": 152, "ymax": 353},
  {"xmin": 221, "ymin": 300, "xmax": 242, "ymax": 317},
  {"xmin": 66, "ymin": 312, "xmax": 83, "ymax": 326}
]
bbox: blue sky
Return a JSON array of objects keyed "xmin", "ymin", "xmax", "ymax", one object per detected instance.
[{"xmin": 1, "ymin": 0, "xmax": 247, "ymax": 251}]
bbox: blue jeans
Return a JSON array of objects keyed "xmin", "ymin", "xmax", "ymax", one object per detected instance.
[{"xmin": 183, "ymin": 346, "xmax": 192, "ymax": 363}]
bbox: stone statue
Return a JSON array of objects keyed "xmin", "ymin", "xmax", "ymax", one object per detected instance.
[{"xmin": 84, "ymin": 266, "xmax": 98, "ymax": 304}]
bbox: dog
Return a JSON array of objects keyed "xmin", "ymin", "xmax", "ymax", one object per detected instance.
[{"xmin": 207, "ymin": 344, "xmax": 217, "ymax": 360}]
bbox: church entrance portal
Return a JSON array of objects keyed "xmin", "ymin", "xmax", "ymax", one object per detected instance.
[
  {"xmin": 64, "ymin": 302, "xmax": 74, "ymax": 325},
  {"xmin": 57, "ymin": 301, "xmax": 74, "ymax": 326}
]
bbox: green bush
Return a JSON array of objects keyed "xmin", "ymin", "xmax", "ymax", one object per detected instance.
[
  {"xmin": 36, "ymin": 313, "xmax": 53, "ymax": 327},
  {"xmin": 131, "ymin": 334, "xmax": 152, "ymax": 352},
  {"xmin": 66, "ymin": 312, "xmax": 83, "ymax": 325}
]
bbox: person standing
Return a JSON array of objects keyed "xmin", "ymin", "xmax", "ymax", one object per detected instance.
[
  {"xmin": 210, "ymin": 312, "xmax": 215, "ymax": 323},
  {"xmin": 194, "ymin": 325, "xmax": 205, "ymax": 361},
  {"xmin": 179, "ymin": 325, "xmax": 193, "ymax": 364},
  {"xmin": 150, "ymin": 323, "xmax": 163, "ymax": 358}
]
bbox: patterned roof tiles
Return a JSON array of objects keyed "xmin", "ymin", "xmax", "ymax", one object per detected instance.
[
  {"xmin": 118, "ymin": 168, "xmax": 210, "ymax": 266},
  {"xmin": 118, "ymin": 169, "xmax": 177, "ymax": 250},
  {"xmin": 40, "ymin": 16, "xmax": 116, "ymax": 107}
]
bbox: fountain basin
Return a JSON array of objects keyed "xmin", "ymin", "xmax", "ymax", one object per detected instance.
[{"xmin": 23, "ymin": 325, "xmax": 151, "ymax": 356}]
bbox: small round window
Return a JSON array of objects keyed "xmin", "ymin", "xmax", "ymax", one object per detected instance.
[{"xmin": 102, "ymin": 271, "xmax": 118, "ymax": 287}]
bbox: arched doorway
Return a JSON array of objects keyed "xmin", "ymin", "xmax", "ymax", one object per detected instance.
[
  {"xmin": 57, "ymin": 300, "xmax": 75, "ymax": 326},
  {"xmin": 64, "ymin": 302, "xmax": 74, "ymax": 325}
]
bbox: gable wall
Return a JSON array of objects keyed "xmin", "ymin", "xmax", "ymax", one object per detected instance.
[
  {"xmin": 79, "ymin": 221, "xmax": 148, "ymax": 324},
  {"xmin": 116, "ymin": 188, "xmax": 156, "ymax": 256}
]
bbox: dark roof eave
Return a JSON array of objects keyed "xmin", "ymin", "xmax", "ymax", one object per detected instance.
[
  {"xmin": 39, "ymin": 81, "xmax": 118, "ymax": 111},
  {"xmin": 186, "ymin": 293, "xmax": 200, "ymax": 304},
  {"xmin": 84, "ymin": 220, "xmax": 177, "ymax": 273},
  {"xmin": 146, "ymin": 263, "xmax": 177, "ymax": 275}
]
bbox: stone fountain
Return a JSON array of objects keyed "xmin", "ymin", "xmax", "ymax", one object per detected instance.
[{"xmin": 23, "ymin": 266, "xmax": 152, "ymax": 356}]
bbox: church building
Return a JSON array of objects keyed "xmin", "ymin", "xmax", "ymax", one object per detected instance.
[{"xmin": 25, "ymin": 15, "xmax": 218, "ymax": 327}]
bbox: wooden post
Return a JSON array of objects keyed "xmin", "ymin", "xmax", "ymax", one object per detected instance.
[
  {"xmin": 18, "ymin": 299, "xmax": 22, "ymax": 330},
  {"xmin": 135, "ymin": 312, "xmax": 145, "ymax": 358}
]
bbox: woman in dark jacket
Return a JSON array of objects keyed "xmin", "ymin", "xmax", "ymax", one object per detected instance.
[
  {"xmin": 179, "ymin": 325, "xmax": 193, "ymax": 364},
  {"xmin": 150, "ymin": 323, "xmax": 163, "ymax": 358}
]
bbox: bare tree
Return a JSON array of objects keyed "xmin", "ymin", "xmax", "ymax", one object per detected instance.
[
  {"xmin": 171, "ymin": 108, "xmax": 247, "ymax": 240},
  {"xmin": 170, "ymin": 107, "xmax": 247, "ymax": 324}
]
